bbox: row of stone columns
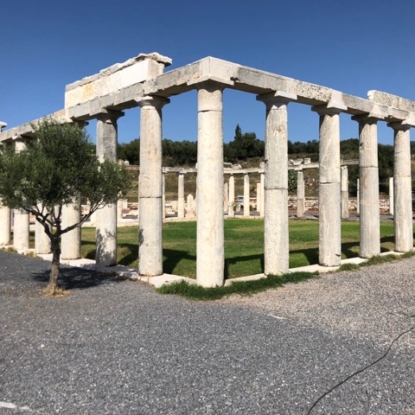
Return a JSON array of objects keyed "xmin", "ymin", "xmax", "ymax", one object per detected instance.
[{"xmin": 1, "ymin": 89, "xmax": 412, "ymax": 288}]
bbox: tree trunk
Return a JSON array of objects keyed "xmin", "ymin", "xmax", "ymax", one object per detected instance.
[{"xmin": 46, "ymin": 237, "xmax": 61, "ymax": 295}]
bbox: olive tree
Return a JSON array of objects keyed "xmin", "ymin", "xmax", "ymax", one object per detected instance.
[{"xmin": 0, "ymin": 118, "xmax": 131, "ymax": 295}]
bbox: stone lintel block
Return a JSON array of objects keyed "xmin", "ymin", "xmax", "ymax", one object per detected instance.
[
  {"xmin": 257, "ymin": 91, "xmax": 298, "ymax": 106},
  {"xmin": 65, "ymin": 52, "xmax": 172, "ymax": 109},
  {"xmin": 368, "ymin": 90, "xmax": 415, "ymax": 113}
]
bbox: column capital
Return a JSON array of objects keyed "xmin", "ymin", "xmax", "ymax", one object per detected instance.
[
  {"xmin": 351, "ymin": 114, "xmax": 379, "ymax": 125},
  {"xmin": 136, "ymin": 95, "xmax": 170, "ymax": 110},
  {"xmin": 387, "ymin": 121, "xmax": 412, "ymax": 132},
  {"xmin": 311, "ymin": 104, "xmax": 345, "ymax": 116},
  {"xmin": 256, "ymin": 91, "xmax": 297, "ymax": 107},
  {"xmin": 96, "ymin": 109, "xmax": 125, "ymax": 124}
]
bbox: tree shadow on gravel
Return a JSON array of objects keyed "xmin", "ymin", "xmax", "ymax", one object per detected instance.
[{"xmin": 31, "ymin": 266, "xmax": 124, "ymax": 291}]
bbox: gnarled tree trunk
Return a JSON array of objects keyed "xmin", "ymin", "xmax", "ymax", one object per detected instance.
[{"xmin": 46, "ymin": 236, "xmax": 61, "ymax": 295}]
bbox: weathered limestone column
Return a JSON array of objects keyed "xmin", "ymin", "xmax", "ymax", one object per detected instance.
[
  {"xmin": 257, "ymin": 92, "xmax": 296, "ymax": 275},
  {"xmin": 243, "ymin": 173, "xmax": 250, "ymax": 217},
  {"xmin": 389, "ymin": 122, "xmax": 413, "ymax": 252},
  {"xmin": 312, "ymin": 105, "xmax": 343, "ymax": 266},
  {"xmin": 223, "ymin": 182, "xmax": 229, "ymax": 213},
  {"xmin": 256, "ymin": 182, "xmax": 261, "ymax": 212},
  {"xmin": 0, "ymin": 203, "xmax": 11, "ymax": 245},
  {"xmin": 162, "ymin": 173, "xmax": 166, "ymax": 219},
  {"xmin": 356, "ymin": 179, "xmax": 360, "ymax": 214},
  {"xmin": 196, "ymin": 83, "xmax": 224, "ymax": 287},
  {"xmin": 228, "ymin": 174, "xmax": 235, "ymax": 218},
  {"xmin": 177, "ymin": 172, "xmax": 185, "ymax": 218},
  {"xmin": 13, "ymin": 139, "xmax": 29, "ymax": 252},
  {"xmin": 260, "ymin": 171, "xmax": 265, "ymax": 217},
  {"xmin": 352, "ymin": 115, "xmax": 380, "ymax": 257},
  {"xmin": 341, "ymin": 166, "xmax": 349, "ymax": 219},
  {"xmin": 296, "ymin": 170, "xmax": 305, "ymax": 218},
  {"xmin": 35, "ymin": 205, "xmax": 51, "ymax": 254},
  {"xmin": 389, "ymin": 177, "xmax": 394, "ymax": 215},
  {"xmin": 61, "ymin": 201, "xmax": 81, "ymax": 259},
  {"xmin": 138, "ymin": 96, "xmax": 169, "ymax": 276},
  {"xmin": 95, "ymin": 110, "xmax": 124, "ymax": 266}
]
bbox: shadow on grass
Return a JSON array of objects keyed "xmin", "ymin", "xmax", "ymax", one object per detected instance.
[
  {"xmin": 32, "ymin": 267, "xmax": 123, "ymax": 290},
  {"xmin": 224, "ymin": 254, "xmax": 264, "ymax": 279}
]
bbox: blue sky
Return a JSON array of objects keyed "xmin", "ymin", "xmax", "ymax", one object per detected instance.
[{"xmin": 1, "ymin": 0, "xmax": 414, "ymax": 146}]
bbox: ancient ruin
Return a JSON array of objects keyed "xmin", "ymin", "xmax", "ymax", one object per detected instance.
[{"xmin": 0, "ymin": 52, "xmax": 414, "ymax": 287}]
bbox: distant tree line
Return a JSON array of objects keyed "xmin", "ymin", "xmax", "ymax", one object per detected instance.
[{"xmin": 118, "ymin": 124, "xmax": 413, "ymax": 192}]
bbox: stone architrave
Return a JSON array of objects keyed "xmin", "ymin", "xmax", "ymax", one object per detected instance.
[
  {"xmin": 13, "ymin": 139, "xmax": 29, "ymax": 252},
  {"xmin": 95, "ymin": 110, "xmax": 124, "ymax": 266},
  {"xmin": 352, "ymin": 115, "xmax": 380, "ymax": 257},
  {"xmin": 228, "ymin": 174, "xmax": 235, "ymax": 218},
  {"xmin": 138, "ymin": 96, "xmax": 169, "ymax": 276},
  {"xmin": 0, "ymin": 203, "xmax": 11, "ymax": 246},
  {"xmin": 341, "ymin": 166, "xmax": 349, "ymax": 220},
  {"xmin": 196, "ymin": 82, "xmax": 224, "ymax": 287},
  {"xmin": 389, "ymin": 122, "xmax": 413, "ymax": 252},
  {"xmin": 243, "ymin": 174, "xmax": 250, "ymax": 217},
  {"xmin": 35, "ymin": 204, "xmax": 51, "ymax": 254},
  {"xmin": 389, "ymin": 177, "xmax": 394, "ymax": 215},
  {"xmin": 312, "ymin": 105, "xmax": 343, "ymax": 267},
  {"xmin": 61, "ymin": 201, "xmax": 81, "ymax": 259},
  {"xmin": 178, "ymin": 172, "xmax": 185, "ymax": 218},
  {"xmin": 257, "ymin": 92, "xmax": 297, "ymax": 275},
  {"xmin": 296, "ymin": 170, "xmax": 305, "ymax": 218}
]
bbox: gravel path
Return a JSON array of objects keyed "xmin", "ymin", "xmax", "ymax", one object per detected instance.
[{"xmin": 1, "ymin": 250, "xmax": 414, "ymax": 414}]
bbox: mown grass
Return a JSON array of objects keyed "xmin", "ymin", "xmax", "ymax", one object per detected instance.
[
  {"xmin": 81, "ymin": 219, "xmax": 398, "ymax": 278},
  {"xmin": 157, "ymin": 271, "xmax": 317, "ymax": 301}
]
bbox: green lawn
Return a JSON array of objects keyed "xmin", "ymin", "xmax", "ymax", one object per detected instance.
[{"xmin": 81, "ymin": 219, "xmax": 398, "ymax": 278}]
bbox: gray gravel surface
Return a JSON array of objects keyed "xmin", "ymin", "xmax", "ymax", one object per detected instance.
[{"xmin": 1, "ymin": 250, "xmax": 414, "ymax": 414}]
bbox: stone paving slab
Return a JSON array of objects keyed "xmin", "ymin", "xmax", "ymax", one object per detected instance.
[{"xmin": 1, "ymin": 250, "xmax": 414, "ymax": 414}]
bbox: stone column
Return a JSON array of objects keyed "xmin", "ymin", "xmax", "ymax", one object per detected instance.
[
  {"xmin": 138, "ymin": 96, "xmax": 169, "ymax": 276},
  {"xmin": 35, "ymin": 204, "xmax": 51, "ymax": 254},
  {"xmin": 297, "ymin": 170, "xmax": 305, "ymax": 218},
  {"xmin": 256, "ymin": 182, "xmax": 261, "ymax": 212},
  {"xmin": 389, "ymin": 177, "xmax": 394, "ymax": 215},
  {"xmin": 60, "ymin": 201, "xmax": 81, "ymax": 259},
  {"xmin": 312, "ymin": 105, "xmax": 343, "ymax": 267},
  {"xmin": 356, "ymin": 179, "xmax": 360, "ymax": 214},
  {"xmin": 389, "ymin": 122, "xmax": 413, "ymax": 252},
  {"xmin": 95, "ymin": 110, "xmax": 124, "ymax": 266},
  {"xmin": 243, "ymin": 173, "xmax": 250, "ymax": 217},
  {"xmin": 13, "ymin": 139, "xmax": 29, "ymax": 252},
  {"xmin": 0, "ymin": 203, "xmax": 11, "ymax": 246},
  {"xmin": 352, "ymin": 115, "xmax": 380, "ymax": 257},
  {"xmin": 196, "ymin": 83, "xmax": 224, "ymax": 287},
  {"xmin": 341, "ymin": 165, "xmax": 349, "ymax": 220},
  {"xmin": 177, "ymin": 172, "xmax": 185, "ymax": 218},
  {"xmin": 228, "ymin": 174, "xmax": 235, "ymax": 218},
  {"xmin": 162, "ymin": 173, "xmax": 166, "ymax": 219},
  {"xmin": 260, "ymin": 171, "xmax": 265, "ymax": 217},
  {"xmin": 224, "ymin": 182, "xmax": 229, "ymax": 213},
  {"xmin": 257, "ymin": 92, "xmax": 296, "ymax": 275}
]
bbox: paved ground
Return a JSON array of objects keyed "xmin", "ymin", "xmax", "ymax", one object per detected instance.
[{"xmin": 0, "ymin": 250, "xmax": 414, "ymax": 414}]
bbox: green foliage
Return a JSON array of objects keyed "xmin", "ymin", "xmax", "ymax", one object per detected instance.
[
  {"xmin": 157, "ymin": 272, "xmax": 317, "ymax": 301},
  {"xmin": 359, "ymin": 254, "xmax": 398, "ymax": 267},
  {"xmin": 288, "ymin": 170, "xmax": 297, "ymax": 193},
  {"xmin": 0, "ymin": 118, "xmax": 131, "ymax": 236},
  {"xmin": 337, "ymin": 263, "xmax": 360, "ymax": 272}
]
